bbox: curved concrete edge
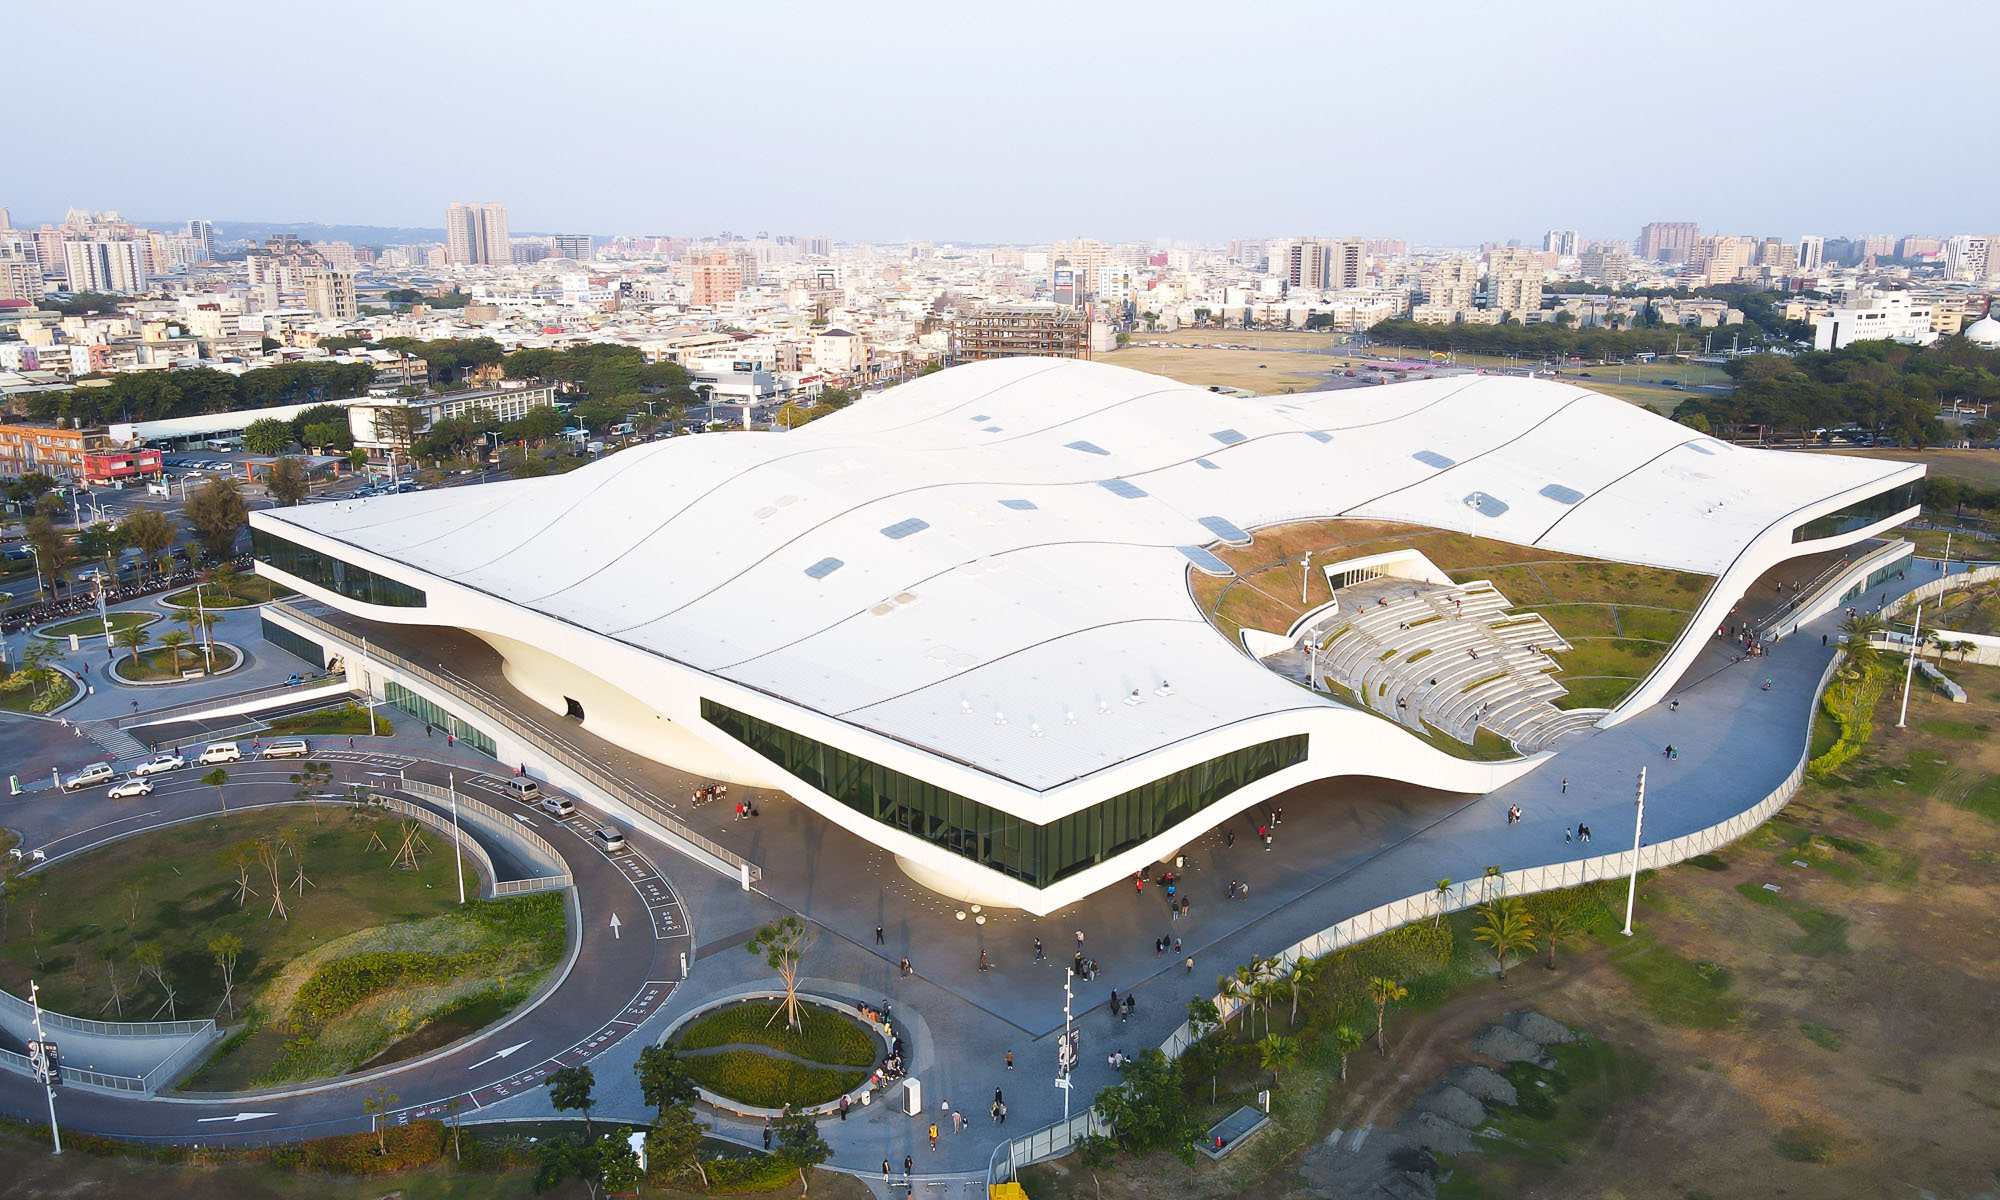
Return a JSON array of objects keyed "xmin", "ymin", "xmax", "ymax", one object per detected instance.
[
  {"xmin": 30, "ymin": 611, "xmax": 164, "ymax": 642},
  {"xmin": 106, "ymin": 642, "xmax": 245, "ymax": 686},
  {"xmin": 661, "ymin": 989, "xmax": 890, "ymax": 1120}
]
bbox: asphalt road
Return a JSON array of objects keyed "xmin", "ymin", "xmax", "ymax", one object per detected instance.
[{"xmin": 0, "ymin": 723, "xmax": 691, "ymax": 1145}]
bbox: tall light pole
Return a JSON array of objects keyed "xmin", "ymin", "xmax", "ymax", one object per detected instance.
[
  {"xmin": 194, "ymin": 581, "xmax": 213, "ymax": 670},
  {"xmin": 1299, "ymin": 557, "xmax": 1311, "ymax": 606},
  {"xmin": 1058, "ymin": 966, "xmax": 1074, "ymax": 1121},
  {"xmin": 1621, "ymin": 767, "xmax": 1647, "ymax": 938},
  {"xmin": 1896, "ymin": 604, "xmax": 1923, "ymax": 729},
  {"xmin": 28, "ymin": 980, "xmax": 60, "ymax": 1154},
  {"xmin": 449, "ymin": 770, "xmax": 465, "ymax": 905},
  {"xmin": 95, "ymin": 572, "xmax": 114, "ymax": 662}
]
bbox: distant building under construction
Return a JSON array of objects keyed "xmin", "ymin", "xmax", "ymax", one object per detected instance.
[{"xmin": 950, "ymin": 303, "xmax": 1091, "ymax": 363}]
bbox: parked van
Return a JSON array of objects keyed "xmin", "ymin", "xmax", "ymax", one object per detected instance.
[
  {"xmin": 62, "ymin": 762, "xmax": 115, "ymax": 791},
  {"xmin": 197, "ymin": 742, "xmax": 242, "ymax": 764},
  {"xmin": 503, "ymin": 777, "xmax": 542, "ymax": 805},
  {"xmin": 262, "ymin": 738, "xmax": 310, "ymax": 759}
]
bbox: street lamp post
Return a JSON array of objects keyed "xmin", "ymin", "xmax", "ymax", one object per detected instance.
[
  {"xmin": 1058, "ymin": 966, "xmax": 1074, "ymax": 1121},
  {"xmin": 1621, "ymin": 767, "xmax": 1647, "ymax": 937},
  {"xmin": 1896, "ymin": 604, "xmax": 1923, "ymax": 729},
  {"xmin": 195, "ymin": 582, "xmax": 214, "ymax": 670},
  {"xmin": 449, "ymin": 770, "xmax": 465, "ymax": 905},
  {"xmin": 95, "ymin": 572, "xmax": 113, "ymax": 662},
  {"xmin": 28, "ymin": 980, "xmax": 60, "ymax": 1154},
  {"xmin": 1299, "ymin": 557, "xmax": 1311, "ymax": 606}
]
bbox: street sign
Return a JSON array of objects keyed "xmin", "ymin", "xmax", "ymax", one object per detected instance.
[{"xmin": 27, "ymin": 1039, "xmax": 59, "ymax": 1085}]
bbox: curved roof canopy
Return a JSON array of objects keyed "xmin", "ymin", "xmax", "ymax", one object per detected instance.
[{"xmin": 265, "ymin": 358, "xmax": 1912, "ymax": 790}]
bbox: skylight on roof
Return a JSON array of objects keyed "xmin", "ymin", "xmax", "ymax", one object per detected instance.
[
  {"xmin": 1066, "ymin": 440, "xmax": 1110, "ymax": 456},
  {"xmin": 880, "ymin": 518, "xmax": 931, "ymax": 539},
  {"xmin": 982, "ymin": 426, "xmax": 1003, "ymax": 432},
  {"xmin": 970, "ymin": 414, "xmax": 990, "ymax": 421},
  {"xmin": 999, "ymin": 498, "xmax": 1038, "ymax": 510},
  {"xmin": 1178, "ymin": 546, "xmax": 1233, "ymax": 576},
  {"xmin": 1305, "ymin": 431, "xmax": 1334, "ymax": 444},
  {"xmin": 1413, "ymin": 450, "xmax": 1455, "ymax": 469},
  {"xmin": 1463, "ymin": 491, "xmax": 1509, "ymax": 517},
  {"xmin": 1538, "ymin": 483, "xmax": 1586, "ymax": 505},
  {"xmin": 1099, "ymin": 479, "xmax": 1147, "ymax": 500},
  {"xmin": 804, "ymin": 557, "xmax": 844, "ymax": 579},
  {"xmin": 1198, "ymin": 515, "xmax": 1251, "ymax": 544},
  {"xmin": 1195, "ymin": 458, "xmax": 1221, "ymax": 470},
  {"xmin": 1210, "ymin": 428, "xmax": 1247, "ymax": 445}
]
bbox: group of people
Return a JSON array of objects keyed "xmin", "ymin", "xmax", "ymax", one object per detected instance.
[
  {"xmin": 1224, "ymin": 879, "xmax": 1251, "ymax": 901},
  {"xmin": 689, "ymin": 782, "xmax": 727, "ymax": 807},
  {"xmin": 1504, "ymin": 803, "xmax": 1525, "ymax": 824}
]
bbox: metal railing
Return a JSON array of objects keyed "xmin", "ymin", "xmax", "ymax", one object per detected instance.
[
  {"xmin": 0, "ymin": 988, "xmax": 214, "ymax": 1040},
  {"xmin": 116, "ymin": 671, "xmax": 350, "ymax": 730},
  {"xmin": 273, "ymin": 602, "xmax": 761, "ymax": 884},
  {"xmin": 0, "ymin": 1045, "xmax": 147, "ymax": 1095},
  {"xmin": 393, "ymin": 778, "xmax": 572, "ymax": 893},
  {"xmin": 365, "ymin": 793, "xmax": 501, "ymax": 900},
  {"xmin": 139, "ymin": 1028, "xmax": 223, "ymax": 1093}
]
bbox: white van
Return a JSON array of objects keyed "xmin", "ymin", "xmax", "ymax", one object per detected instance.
[
  {"xmin": 197, "ymin": 742, "xmax": 242, "ymax": 765},
  {"xmin": 503, "ymin": 777, "xmax": 542, "ymax": 805},
  {"xmin": 262, "ymin": 738, "xmax": 310, "ymax": 759}
]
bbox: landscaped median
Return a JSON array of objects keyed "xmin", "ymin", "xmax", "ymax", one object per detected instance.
[{"xmin": 666, "ymin": 997, "xmax": 883, "ymax": 1112}]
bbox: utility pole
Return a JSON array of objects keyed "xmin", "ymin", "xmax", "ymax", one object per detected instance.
[
  {"xmin": 28, "ymin": 980, "xmax": 61, "ymax": 1154},
  {"xmin": 1897, "ymin": 604, "xmax": 1923, "ymax": 729},
  {"xmin": 1621, "ymin": 768, "xmax": 1647, "ymax": 938}
]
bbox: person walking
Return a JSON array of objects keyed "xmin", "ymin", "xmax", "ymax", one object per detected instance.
[
  {"xmin": 1108, "ymin": 988, "xmax": 1120, "ymax": 1016},
  {"xmin": 426, "ymin": 722, "xmax": 433, "ymax": 738},
  {"xmin": 928, "ymin": 1122, "xmax": 939, "ymax": 1151},
  {"xmin": 1561, "ymin": 778, "xmax": 1568, "ymax": 794},
  {"xmin": 884, "ymin": 1160, "xmax": 892, "ymax": 1183},
  {"xmin": 1579, "ymin": 823, "xmax": 1591, "ymax": 843},
  {"xmin": 1075, "ymin": 929, "xmax": 1085, "ymax": 951},
  {"xmin": 1005, "ymin": 1049, "xmax": 1014, "ymax": 1070},
  {"xmin": 904, "ymin": 1154, "xmax": 913, "ymax": 1181},
  {"xmin": 1185, "ymin": 955, "xmax": 1195, "ymax": 974},
  {"xmin": 876, "ymin": 925, "xmax": 885, "ymax": 945},
  {"xmin": 839, "ymin": 1094, "xmax": 850, "ymax": 1121},
  {"xmin": 951, "ymin": 1109, "xmax": 963, "ymax": 1133},
  {"xmin": 1033, "ymin": 937, "xmax": 1044, "ymax": 963},
  {"xmin": 1564, "ymin": 826, "xmax": 1573, "ymax": 844},
  {"xmin": 899, "ymin": 956, "xmax": 912, "ymax": 977},
  {"xmin": 978, "ymin": 949, "xmax": 990, "ymax": 973},
  {"xmin": 762, "ymin": 1119, "xmax": 771, "ymax": 1151}
]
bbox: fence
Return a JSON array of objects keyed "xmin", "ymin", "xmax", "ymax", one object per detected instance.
[
  {"xmin": 1884, "ymin": 564, "xmax": 2000, "ymax": 618},
  {"xmin": 392, "ymin": 778, "xmax": 572, "ymax": 894},
  {"xmin": 1757, "ymin": 540, "xmax": 1908, "ymax": 640},
  {"xmin": 1002, "ymin": 651, "xmax": 1847, "ymax": 1181},
  {"xmin": 0, "ymin": 987, "xmax": 213, "ymax": 1041},
  {"xmin": 363, "ymin": 793, "xmax": 501, "ymax": 899},
  {"xmin": 273, "ymin": 601, "xmax": 761, "ymax": 884}
]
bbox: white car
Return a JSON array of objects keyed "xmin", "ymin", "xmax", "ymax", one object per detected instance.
[
  {"xmin": 132, "ymin": 753, "xmax": 185, "ymax": 777},
  {"xmin": 108, "ymin": 777, "xmax": 154, "ymax": 800},
  {"xmin": 62, "ymin": 763, "xmax": 115, "ymax": 791}
]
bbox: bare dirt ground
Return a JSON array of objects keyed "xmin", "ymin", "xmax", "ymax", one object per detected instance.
[{"xmin": 1024, "ymin": 665, "xmax": 2000, "ymax": 1200}]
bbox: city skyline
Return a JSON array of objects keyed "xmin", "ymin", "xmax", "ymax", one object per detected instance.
[{"xmin": 10, "ymin": 0, "xmax": 1997, "ymax": 244}]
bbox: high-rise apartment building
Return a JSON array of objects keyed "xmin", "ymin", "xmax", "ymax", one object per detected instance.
[
  {"xmin": 1053, "ymin": 238, "xmax": 1109, "ymax": 295},
  {"xmin": 1945, "ymin": 235, "xmax": 1991, "ymax": 282},
  {"xmin": 688, "ymin": 251, "xmax": 745, "ymax": 307},
  {"xmin": 446, "ymin": 201, "xmax": 512, "ymax": 266},
  {"xmin": 1423, "ymin": 257, "xmax": 1479, "ymax": 309},
  {"xmin": 1757, "ymin": 237, "xmax": 1798, "ymax": 273},
  {"xmin": 950, "ymin": 303, "xmax": 1090, "ymax": 363},
  {"xmin": 0, "ymin": 207, "xmax": 11, "ymax": 229},
  {"xmin": 1542, "ymin": 229, "xmax": 1580, "ymax": 256},
  {"xmin": 1691, "ymin": 235, "xmax": 1753, "ymax": 285},
  {"xmin": 1330, "ymin": 237, "xmax": 1366, "ymax": 289},
  {"xmin": 1271, "ymin": 238, "xmax": 1331, "ymax": 290},
  {"xmin": 186, "ymin": 219, "xmax": 214, "ymax": 260},
  {"xmin": 1637, "ymin": 221, "xmax": 1700, "ymax": 263},
  {"xmin": 1861, "ymin": 234, "xmax": 1898, "ymax": 260},
  {"xmin": 1797, "ymin": 235, "xmax": 1824, "ymax": 273},
  {"xmin": 307, "ymin": 270, "xmax": 357, "ymax": 319},
  {"xmin": 1485, "ymin": 247, "xmax": 1542, "ymax": 316},
  {"xmin": 63, "ymin": 238, "xmax": 147, "ymax": 294},
  {"xmin": 1897, "ymin": 236, "xmax": 1944, "ymax": 262},
  {"xmin": 0, "ymin": 235, "xmax": 43, "ymax": 302},
  {"xmin": 801, "ymin": 236, "xmax": 833, "ymax": 258},
  {"xmin": 552, "ymin": 234, "xmax": 593, "ymax": 261},
  {"xmin": 1578, "ymin": 245, "xmax": 1631, "ymax": 286}
]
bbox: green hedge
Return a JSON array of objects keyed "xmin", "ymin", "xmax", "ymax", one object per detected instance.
[
  {"xmin": 682, "ymin": 1049, "xmax": 867, "ymax": 1109},
  {"xmin": 1809, "ymin": 665, "xmax": 1888, "ymax": 778},
  {"xmin": 674, "ymin": 1001, "xmax": 876, "ymax": 1067}
]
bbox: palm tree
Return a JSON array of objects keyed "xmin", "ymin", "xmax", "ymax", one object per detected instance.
[
  {"xmin": 1841, "ymin": 611, "xmax": 1886, "ymax": 671},
  {"xmin": 1331, "ymin": 1024, "xmax": 1366, "ymax": 1082},
  {"xmin": 1257, "ymin": 1034, "xmax": 1300, "ymax": 1087},
  {"xmin": 1482, "ymin": 864, "xmax": 1505, "ymax": 901},
  {"xmin": 202, "ymin": 767, "xmax": 229, "ymax": 814},
  {"xmin": 1541, "ymin": 909, "xmax": 1579, "ymax": 970},
  {"xmin": 1473, "ymin": 898, "xmax": 1537, "ymax": 981},
  {"xmin": 1433, "ymin": 878, "xmax": 1453, "ymax": 927},
  {"xmin": 1367, "ymin": 976, "xmax": 1409, "ymax": 1056},
  {"xmin": 158, "ymin": 630, "xmax": 191, "ymax": 672},
  {"xmin": 113, "ymin": 625, "xmax": 151, "ymax": 665},
  {"xmin": 1217, "ymin": 970, "xmax": 1254, "ymax": 1035},
  {"xmin": 1284, "ymin": 957, "xmax": 1320, "ymax": 1026}
]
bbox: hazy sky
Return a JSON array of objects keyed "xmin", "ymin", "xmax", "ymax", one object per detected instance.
[{"xmin": 12, "ymin": 0, "xmax": 1997, "ymax": 245}]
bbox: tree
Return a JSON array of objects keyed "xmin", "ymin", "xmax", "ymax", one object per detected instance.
[
  {"xmin": 1089, "ymin": 1049, "xmax": 1202, "ymax": 1167},
  {"xmin": 113, "ymin": 624, "xmax": 151, "ymax": 664},
  {"xmin": 362, "ymin": 1086, "xmax": 398, "ymax": 1156},
  {"xmin": 371, "ymin": 404, "xmax": 420, "ymax": 449},
  {"xmin": 242, "ymin": 417, "xmax": 292, "ymax": 455},
  {"xmin": 1840, "ymin": 611, "xmax": 1887, "ymax": 672},
  {"xmin": 121, "ymin": 509, "xmax": 175, "ymax": 575},
  {"xmin": 635, "ymin": 1044, "xmax": 697, "ymax": 1115},
  {"xmin": 1472, "ymin": 898, "xmax": 1537, "ymax": 981},
  {"xmin": 1434, "ymin": 877, "xmax": 1453, "ymax": 927},
  {"xmin": 24, "ymin": 516, "xmax": 75, "ymax": 595},
  {"xmin": 1367, "ymin": 976, "xmax": 1409, "ymax": 1055},
  {"xmin": 183, "ymin": 478, "xmax": 248, "ymax": 563},
  {"xmin": 209, "ymin": 933, "xmax": 243, "ymax": 1019},
  {"xmin": 1331, "ymin": 1024, "xmax": 1366, "ymax": 1082},
  {"xmin": 202, "ymin": 767, "xmax": 229, "ymax": 814},
  {"xmin": 773, "ymin": 1110, "xmax": 832, "ymax": 1193},
  {"xmin": 1541, "ymin": 908, "xmax": 1579, "ymax": 970},
  {"xmin": 547, "ymin": 1063, "xmax": 596, "ymax": 1133},
  {"xmin": 594, "ymin": 1130, "xmax": 643, "ymax": 1198},
  {"xmin": 1257, "ymin": 1033, "xmax": 1300, "ymax": 1086},
  {"xmin": 646, "ymin": 1103, "xmax": 710, "ymax": 1189},
  {"xmin": 746, "ymin": 916, "xmax": 816, "ymax": 1032},
  {"xmin": 264, "ymin": 456, "xmax": 310, "ymax": 506}
]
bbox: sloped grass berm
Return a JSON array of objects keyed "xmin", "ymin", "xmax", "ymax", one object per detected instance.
[{"xmin": 670, "ymin": 999, "xmax": 880, "ymax": 1110}]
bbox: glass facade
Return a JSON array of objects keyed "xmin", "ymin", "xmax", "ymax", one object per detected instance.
[
  {"xmin": 1793, "ymin": 482, "xmax": 1920, "ymax": 542},
  {"xmin": 700, "ymin": 698, "xmax": 1307, "ymax": 888},
  {"xmin": 261, "ymin": 615, "xmax": 326, "ymax": 670},
  {"xmin": 386, "ymin": 681, "xmax": 497, "ymax": 758},
  {"xmin": 251, "ymin": 526, "xmax": 428, "ymax": 608}
]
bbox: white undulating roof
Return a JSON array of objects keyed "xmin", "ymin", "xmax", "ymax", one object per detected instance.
[{"xmin": 266, "ymin": 358, "xmax": 1912, "ymax": 790}]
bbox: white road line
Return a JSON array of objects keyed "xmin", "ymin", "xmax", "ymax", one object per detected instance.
[{"xmin": 38, "ymin": 808, "xmax": 162, "ymax": 849}]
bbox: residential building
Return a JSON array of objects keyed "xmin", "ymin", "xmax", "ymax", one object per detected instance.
[
  {"xmin": 1797, "ymin": 235, "xmax": 1824, "ymax": 273},
  {"xmin": 1485, "ymin": 247, "xmax": 1542, "ymax": 316},
  {"xmin": 62, "ymin": 239, "xmax": 147, "ymax": 294},
  {"xmin": 1271, "ymin": 238, "xmax": 1332, "ymax": 291},
  {"xmin": 1945, "ymin": 235, "xmax": 1991, "ymax": 283},
  {"xmin": 812, "ymin": 328, "xmax": 867, "ymax": 373},
  {"xmin": 688, "ymin": 252, "xmax": 745, "ymax": 307},
  {"xmin": 187, "ymin": 219, "xmax": 213, "ymax": 260},
  {"xmin": 348, "ymin": 384, "xmax": 557, "ymax": 450},
  {"xmin": 1543, "ymin": 229, "xmax": 1580, "ymax": 257},
  {"xmin": 1423, "ymin": 257, "xmax": 1479, "ymax": 309},
  {"xmin": 950, "ymin": 303, "xmax": 1090, "ymax": 362},
  {"xmin": 552, "ymin": 234, "xmax": 593, "ymax": 261},
  {"xmin": 1757, "ymin": 237, "xmax": 1798, "ymax": 273},
  {"xmin": 307, "ymin": 270, "xmax": 357, "ymax": 320},
  {"xmin": 0, "ymin": 421, "xmax": 107, "ymax": 480},
  {"xmin": 446, "ymin": 201, "xmax": 512, "ymax": 266},
  {"xmin": 1861, "ymin": 234, "xmax": 1898, "ymax": 260},
  {"xmin": 1330, "ymin": 237, "xmax": 1366, "ymax": 289},
  {"xmin": 0, "ymin": 235, "xmax": 43, "ymax": 302},
  {"xmin": 1810, "ymin": 292, "xmax": 1938, "ymax": 350},
  {"xmin": 1578, "ymin": 245, "xmax": 1630, "ymax": 286},
  {"xmin": 1637, "ymin": 221, "xmax": 1700, "ymax": 263},
  {"xmin": 1690, "ymin": 236, "xmax": 1753, "ymax": 285}
]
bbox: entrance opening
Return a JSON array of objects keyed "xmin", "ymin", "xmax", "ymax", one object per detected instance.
[{"xmin": 564, "ymin": 696, "xmax": 585, "ymax": 720}]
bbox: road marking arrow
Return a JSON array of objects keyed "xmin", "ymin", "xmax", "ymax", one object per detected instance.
[
  {"xmin": 467, "ymin": 1040, "xmax": 532, "ymax": 1071},
  {"xmin": 609, "ymin": 913, "xmax": 622, "ymax": 939},
  {"xmin": 197, "ymin": 1111, "xmax": 277, "ymax": 1123},
  {"xmin": 511, "ymin": 814, "xmax": 537, "ymax": 827}
]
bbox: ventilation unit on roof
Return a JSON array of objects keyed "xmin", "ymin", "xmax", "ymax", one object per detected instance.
[
  {"xmin": 803, "ymin": 557, "xmax": 844, "ymax": 579},
  {"xmin": 880, "ymin": 518, "xmax": 930, "ymax": 539},
  {"xmin": 1066, "ymin": 440, "xmax": 1110, "ymax": 455},
  {"xmin": 1099, "ymin": 479, "xmax": 1147, "ymax": 500}
]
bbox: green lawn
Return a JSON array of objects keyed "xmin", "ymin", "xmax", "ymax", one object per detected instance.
[
  {"xmin": 39, "ymin": 610, "xmax": 159, "ymax": 639},
  {"xmin": 161, "ymin": 576, "xmax": 294, "ymax": 609},
  {"xmin": 671, "ymin": 999, "xmax": 879, "ymax": 1108},
  {"xmin": 113, "ymin": 643, "xmax": 240, "ymax": 681},
  {"xmin": 261, "ymin": 703, "xmax": 391, "ymax": 737},
  {"xmin": 0, "ymin": 670, "xmax": 76, "ymax": 714}
]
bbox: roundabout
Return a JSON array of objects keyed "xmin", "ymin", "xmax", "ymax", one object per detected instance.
[{"xmin": 664, "ymin": 994, "xmax": 887, "ymax": 1114}]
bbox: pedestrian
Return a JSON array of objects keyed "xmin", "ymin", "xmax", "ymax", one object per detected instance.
[
  {"xmin": 1155, "ymin": 936, "xmax": 1164, "ymax": 957},
  {"xmin": 995, "ymin": 1086, "xmax": 1003, "ymax": 1105},
  {"xmin": 904, "ymin": 1155, "xmax": 913, "ymax": 1181},
  {"xmin": 1561, "ymin": 777, "xmax": 1568, "ymax": 794},
  {"xmin": 1006, "ymin": 1049, "xmax": 1014, "ymax": 1070},
  {"xmin": 876, "ymin": 925, "xmax": 885, "ymax": 945},
  {"xmin": 447, "ymin": 731, "xmax": 454, "ymax": 747},
  {"xmin": 762, "ymin": 1119, "xmax": 771, "ymax": 1150},
  {"xmin": 1134, "ymin": 874, "xmax": 1144, "ymax": 896},
  {"xmin": 952, "ymin": 1110, "xmax": 963, "ymax": 1133},
  {"xmin": 1564, "ymin": 826, "xmax": 1573, "ymax": 844},
  {"xmin": 1670, "ymin": 699, "xmax": 1679, "ymax": 713},
  {"xmin": 840, "ymin": 1094, "xmax": 850, "ymax": 1120},
  {"xmin": 1186, "ymin": 955, "xmax": 1195, "ymax": 974},
  {"xmin": 348, "ymin": 736, "xmax": 355, "ymax": 749},
  {"xmin": 1126, "ymin": 992, "xmax": 1136, "ymax": 1015},
  {"xmin": 426, "ymin": 722, "xmax": 433, "ymax": 738},
  {"xmin": 1225, "ymin": 829, "xmax": 1235, "ymax": 847},
  {"xmin": 1075, "ymin": 929, "xmax": 1085, "ymax": 950},
  {"xmin": 928, "ymin": 1122, "xmax": 938, "ymax": 1151},
  {"xmin": 1275, "ymin": 807, "xmax": 1283, "ymax": 825},
  {"xmin": 900, "ymin": 956, "xmax": 911, "ymax": 977},
  {"xmin": 978, "ymin": 949, "xmax": 990, "ymax": 973},
  {"xmin": 1580, "ymin": 823, "xmax": 1591, "ymax": 843},
  {"xmin": 998, "ymin": 1101, "xmax": 1008, "ymax": 1124},
  {"xmin": 1120, "ymin": 997, "xmax": 1129, "ymax": 1023},
  {"xmin": 1822, "ymin": 633, "xmax": 1828, "ymax": 646},
  {"xmin": 884, "ymin": 1160, "xmax": 892, "ymax": 1182},
  {"xmin": 1109, "ymin": 988, "xmax": 1120, "ymax": 1015},
  {"xmin": 1033, "ymin": 937, "xmax": 1044, "ymax": 962},
  {"xmin": 992, "ymin": 1101, "xmax": 1002, "ymax": 1124}
]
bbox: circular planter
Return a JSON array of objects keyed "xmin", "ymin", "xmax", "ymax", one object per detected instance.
[
  {"xmin": 106, "ymin": 642, "xmax": 244, "ymax": 686},
  {"xmin": 31, "ymin": 611, "xmax": 162, "ymax": 642},
  {"xmin": 660, "ymin": 991, "xmax": 893, "ymax": 1119}
]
